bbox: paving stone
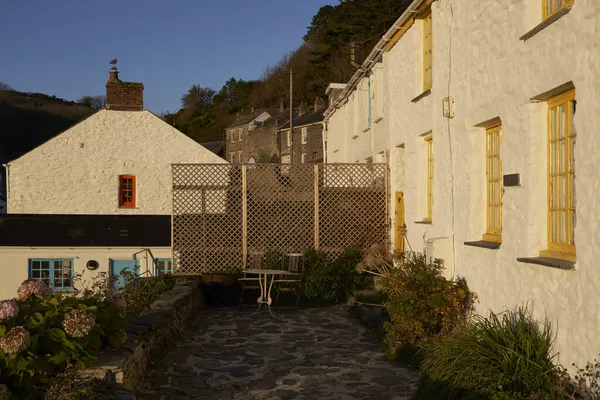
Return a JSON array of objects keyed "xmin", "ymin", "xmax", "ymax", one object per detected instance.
[{"xmin": 137, "ymin": 305, "xmax": 418, "ymax": 400}]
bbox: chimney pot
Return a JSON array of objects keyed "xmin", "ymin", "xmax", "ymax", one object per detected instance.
[
  {"xmin": 105, "ymin": 63, "xmax": 144, "ymax": 111},
  {"xmin": 314, "ymin": 96, "xmax": 326, "ymax": 111}
]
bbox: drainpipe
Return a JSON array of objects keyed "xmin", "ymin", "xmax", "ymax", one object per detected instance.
[{"xmin": 2, "ymin": 163, "xmax": 9, "ymax": 212}]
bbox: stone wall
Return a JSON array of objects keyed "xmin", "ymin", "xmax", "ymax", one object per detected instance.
[
  {"xmin": 79, "ymin": 277, "xmax": 203, "ymax": 396},
  {"xmin": 279, "ymin": 123, "xmax": 324, "ymax": 164}
]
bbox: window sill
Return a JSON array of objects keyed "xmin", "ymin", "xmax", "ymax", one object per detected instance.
[
  {"xmin": 414, "ymin": 219, "xmax": 432, "ymax": 225},
  {"xmin": 519, "ymin": 6, "xmax": 572, "ymax": 41},
  {"xmin": 516, "ymin": 256, "xmax": 575, "ymax": 271},
  {"xmin": 118, "ymin": 206, "xmax": 139, "ymax": 209},
  {"xmin": 464, "ymin": 240, "xmax": 501, "ymax": 250},
  {"xmin": 411, "ymin": 89, "xmax": 431, "ymax": 103}
]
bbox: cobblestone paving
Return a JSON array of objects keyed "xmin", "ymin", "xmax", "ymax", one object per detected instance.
[{"xmin": 137, "ymin": 305, "xmax": 419, "ymax": 400}]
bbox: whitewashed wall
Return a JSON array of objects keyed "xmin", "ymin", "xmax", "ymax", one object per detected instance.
[
  {"xmin": 6, "ymin": 110, "xmax": 226, "ymax": 215},
  {"xmin": 0, "ymin": 247, "xmax": 172, "ymax": 301},
  {"xmin": 326, "ymin": 0, "xmax": 600, "ymax": 369}
]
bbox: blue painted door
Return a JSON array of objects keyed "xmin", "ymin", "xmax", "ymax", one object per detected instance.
[{"xmin": 110, "ymin": 259, "xmax": 140, "ymax": 288}]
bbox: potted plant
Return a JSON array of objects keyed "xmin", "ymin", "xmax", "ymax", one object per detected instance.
[{"xmin": 201, "ymin": 267, "xmax": 244, "ymax": 286}]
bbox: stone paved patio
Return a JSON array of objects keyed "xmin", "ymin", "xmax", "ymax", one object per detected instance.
[{"xmin": 137, "ymin": 305, "xmax": 419, "ymax": 400}]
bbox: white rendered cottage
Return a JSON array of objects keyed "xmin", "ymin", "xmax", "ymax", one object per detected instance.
[
  {"xmin": 325, "ymin": 0, "xmax": 600, "ymax": 369},
  {"xmin": 0, "ymin": 66, "xmax": 226, "ymax": 300}
]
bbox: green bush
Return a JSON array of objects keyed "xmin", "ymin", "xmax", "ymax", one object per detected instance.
[
  {"xmin": 302, "ymin": 247, "xmax": 372, "ymax": 304},
  {"xmin": 0, "ymin": 280, "xmax": 129, "ymax": 399},
  {"xmin": 382, "ymin": 252, "xmax": 474, "ymax": 361},
  {"xmin": 419, "ymin": 307, "xmax": 566, "ymax": 399},
  {"xmin": 122, "ymin": 273, "xmax": 177, "ymax": 317}
]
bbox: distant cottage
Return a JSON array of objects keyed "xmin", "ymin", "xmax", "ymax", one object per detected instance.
[{"xmin": 0, "ymin": 63, "xmax": 226, "ymax": 298}]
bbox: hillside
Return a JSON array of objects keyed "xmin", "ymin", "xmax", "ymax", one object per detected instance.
[
  {"xmin": 0, "ymin": 90, "xmax": 96, "ymax": 192},
  {"xmin": 168, "ymin": 0, "xmax": 413, "ymax": 143}
]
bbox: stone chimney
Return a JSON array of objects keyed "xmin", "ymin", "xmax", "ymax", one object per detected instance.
[
  {"xmin": 298, "ymin": 101, "xmax": 306, "ymax": 116},
  {"xmin": 105, "ymin": 60, "xmax": 144, "ymax": 111},
  {"xmin": 314, "ymin": 96, "xmax": 326, "ymax": 111}
]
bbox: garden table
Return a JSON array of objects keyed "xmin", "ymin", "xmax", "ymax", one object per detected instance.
[{"xmin": 244, "ymin": 269, "xmax": 297, "ymax": 320}]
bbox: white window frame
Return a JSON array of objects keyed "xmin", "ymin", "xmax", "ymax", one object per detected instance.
[
  {"xmin": 238, "ymin": 151, "xmax": 243, "ymax": 164},
  {"xmin": 287, "ymin": 130, "xmax": 292, "ymax": 147},
  {"xmin": 301, "ymin": 153, "xmax": 307, "ymax": 163},
  {"xmin": 301, "ymin": 127, "xmax": 308, "ymax": 144},
  {"xmin": 230, "ymin": 152, "xmax": 235, "ymax": 163},
  {"xmin": 230, "ymin": 130, "xmax": 235, "ymax": 143},
  {"xmin": 239, "ymin": 128, "xmax": 243, "ymax": 142}
]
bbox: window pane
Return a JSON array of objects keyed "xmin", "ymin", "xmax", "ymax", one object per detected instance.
[
  {"xmin": 552, "ymin": 211, "xmax": 558, "ymax": 242},
  {"xmin": 559, "ymin": 139, "xmax": 566, "ymax": 173},
  {"xmin": 559, "ymin": 104, "xmax": 566, "ymax": 139},
  {"xmin": 560, "ymin": 175, "xmax": 566, "ymax": 208},
  {"xmin": 32, "ymin": 270, "xmax": 40, "ymax": 278},
  {"xmin": 550, "ymin": 108, "xmax": 557, "ymax": 140},
  {"xmin": 550, "ymin": 142, "xmax": 557, "ymax": 174},
  {"xmin": 41, "ymin": 261, "xmax": 50, "ymax": 270},
  {"xmin": 560, "ymin": 210, "xmax": 567, "ymax": 243},
  {"xmin": 551, "ymin": 176, "xmax": 558, "ymax": 209}
]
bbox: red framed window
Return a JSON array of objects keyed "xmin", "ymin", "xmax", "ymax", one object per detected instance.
[{"xmin": 119, "ymin": 175, "xmax": 136, "ymax": 208}]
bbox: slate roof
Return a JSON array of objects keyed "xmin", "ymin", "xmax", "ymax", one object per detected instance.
[
  {"xmin": 199, "ymin": 140, "xmax": 225, "ymax": 156},
  {"xmin": 279, "ymin": 107, "xmax": 326, "ymax": 129},
  {"xmin": 0, "ymin": 214, "xmax": 171, "ymax": 247},
  {"xmin": 226, "ymin": 111, "xmax": 266, "ymax": 129}
]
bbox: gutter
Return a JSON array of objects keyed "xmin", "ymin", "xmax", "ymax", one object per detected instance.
[{"xmin": 323, "ymin": 0, "xmax": 427, "ymax": 122}]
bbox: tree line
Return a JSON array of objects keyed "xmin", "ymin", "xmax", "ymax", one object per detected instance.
[{"xmin": 166, "ymin": 0, "xmax": 413, "ymax": 143}]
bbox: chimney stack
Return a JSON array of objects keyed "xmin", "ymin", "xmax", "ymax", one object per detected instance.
[
  {"xmin": 299, "ymin": 101, "xmax": 306, "ymax": 116},
  {"xmin": 105, "ymin": 59, "xmax": 144, "ymax": 111},
  {"xmin": 314, "ymin": 96, "xmax": 326, "ymax": 111}
]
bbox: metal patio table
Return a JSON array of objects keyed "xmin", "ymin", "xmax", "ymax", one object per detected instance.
[{"xmin": 244, "ymin": 269, "xmax": 297, "ymax": 319}]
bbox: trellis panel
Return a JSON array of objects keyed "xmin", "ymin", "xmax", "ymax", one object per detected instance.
[{"xmin": 172, "ymin": 163, "xmax": 388, "ymax": 274}]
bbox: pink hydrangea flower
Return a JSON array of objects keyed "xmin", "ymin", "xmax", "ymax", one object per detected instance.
[
  {"xmin": 0, "ymin": 326, "xmax": 31, "ymax": 354},
  {"xmin": 16, "ymin": 279, "xmax": 53, "ymax": 300},
  {"xmin": 62, "ymin": 309, "xmax": 95, "ymax": 339},
  {"xmin": 0, "ymin": 300, "xmax": 19, "ymax": 320}
]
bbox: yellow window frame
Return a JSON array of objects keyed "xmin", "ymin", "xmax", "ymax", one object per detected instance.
[
  {"xmin": 425, "ymin": 136, "xmax": 433, "ymax": 221},
  {"xmin": 423, "ymin": 10, "xmax": 433, "ymax": 91},
  {"xmin": 483, "ymin": 124, "xmax": 502, "ymax": 243},
  {"xmin": 542, "ymin": 0, "xmax": 574, "ymax": 20},
  {"xmin": 541, "ymin": 89, "xmax": 576, "ymax": 261}
]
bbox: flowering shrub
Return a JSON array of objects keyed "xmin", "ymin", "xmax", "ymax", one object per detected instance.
[
  {"xmin": 62, "ymin": 309, "xmax": 96, "ymax": 339},
  {"xmin": 0, "ymin": 326, "xmax": 30, "ymax": 355},
  {"xmin": 0, "ymin": 279, "xmax": 129, "ymax": 398},
  {"xmin": 16, "ymin": 279, "xmax": 53, "ymax": 300},
  {"xmin": 0, "ymin": 301, "xmax": 18, "ymax": 320}
]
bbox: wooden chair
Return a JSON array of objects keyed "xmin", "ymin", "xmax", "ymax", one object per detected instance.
[
  {"xmin": 238, "ymin": 251, "xmax": 264, "ymax": 305},
  {"xmin": 275, "ymin": 253, "xmax": 304, "ymax": 306}
]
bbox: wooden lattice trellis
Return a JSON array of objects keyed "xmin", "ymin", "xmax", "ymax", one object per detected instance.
[{"xmin": 172, "ymin": 163, "xmax": 389, "ymax": 274}]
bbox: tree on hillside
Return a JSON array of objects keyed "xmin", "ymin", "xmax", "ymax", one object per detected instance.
[
  {"xmin": 0, "ymin": 81, "xmax": 13, "ymax": 91},
  {"xmin": 78, "ymin": 95, "xmax": 106, "ymax": 110},
  {"xmin": 181, "ymin": 85, "xmax": 216, "ymax": 115}
]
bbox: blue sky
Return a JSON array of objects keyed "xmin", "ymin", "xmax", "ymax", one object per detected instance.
[{"xmin": 0, "ymin": 0, "xmax": 336, "ymax": 114}]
